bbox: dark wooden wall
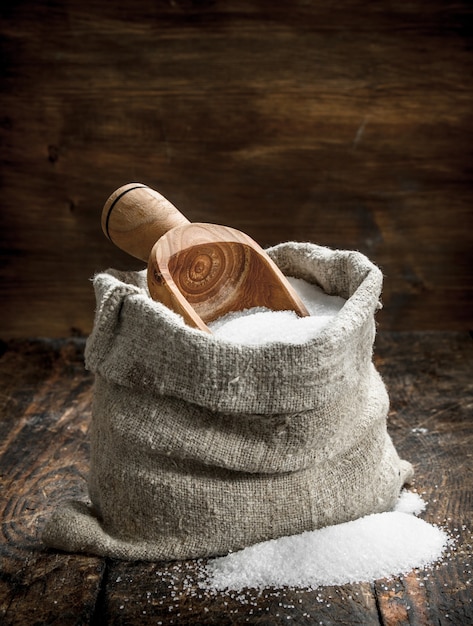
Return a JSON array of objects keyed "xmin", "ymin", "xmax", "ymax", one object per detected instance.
[{"xmin": 1, "ymin": 0, "xmax": 472, "ymax": 337}]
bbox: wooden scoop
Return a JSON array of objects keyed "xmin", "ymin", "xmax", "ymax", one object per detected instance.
[{"xmin": 102, "ymin": 183, "xmax": 309, "ymax": 332}]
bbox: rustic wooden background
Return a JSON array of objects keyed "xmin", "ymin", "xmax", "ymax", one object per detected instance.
[{"xmin": 1, "ymin": 0, "xmax": 472, "ymax": 337}]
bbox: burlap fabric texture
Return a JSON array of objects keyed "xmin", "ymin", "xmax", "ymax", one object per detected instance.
[{"xmin": 43, "ymin": 242, "xmax": 413, "ymax": 561}]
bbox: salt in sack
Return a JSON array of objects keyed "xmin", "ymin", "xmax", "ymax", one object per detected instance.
[{"xmin": 43, "ymin": 242, "xmax": 413, "ymax": 560}]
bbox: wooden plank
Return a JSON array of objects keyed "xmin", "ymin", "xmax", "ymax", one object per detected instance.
[
  {"xmin": 92, "ymin": 559, "xmax": 381, "ymax": 625},
  {"xmin": 1, "ymin": 0, "xmax": 472, "ymax": 336},
  {"xmin": 0, "ymin": 340, "xmax": 104, "ymax": 625},
  {"xmin": 373, "ymin": 332, "xmax": 473, "ymax": 625}
]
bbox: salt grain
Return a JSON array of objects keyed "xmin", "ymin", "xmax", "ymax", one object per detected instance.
[
  {"xmin": 203, "ymin": 491, "xmax": 449, "ymax": 592},
  {"xmin": 394, "ymin": 489, "xmax": 426, "ymax": 515},
  {"xmin": 208, "ymin": 277, "xmax": 345, "ymax": 345}
]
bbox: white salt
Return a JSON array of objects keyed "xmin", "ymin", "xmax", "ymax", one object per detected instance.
[
  {"xmin": 208, "ymin": 277, "xmax": 345, "ymax": 345},
  {"xmin": 203, "ymin": 491, "xmax": 449, "ymax": 592},
  {"xmin": 394, "ymin": 489, "xmax": 426, "ymax": 515}
]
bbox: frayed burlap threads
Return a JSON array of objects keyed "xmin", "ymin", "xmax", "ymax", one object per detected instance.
[{"xmin": 43, "ymin": 242, "xmax": 413, "ymax": 561}]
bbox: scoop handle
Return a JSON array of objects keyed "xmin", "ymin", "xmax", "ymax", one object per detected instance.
[{"xmin": 102, "ymin": 183, "xmax": 190, "ymax": 262}]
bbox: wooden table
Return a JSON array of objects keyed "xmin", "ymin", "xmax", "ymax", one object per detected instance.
[{"xmin": 1, "ymin": 332, "xmax": 472, "ymax": 624}]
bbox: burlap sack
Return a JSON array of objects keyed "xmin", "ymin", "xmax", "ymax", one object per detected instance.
[{"xmin": 43, "ymin": 242, "xmax": 413, "ymax": 561}]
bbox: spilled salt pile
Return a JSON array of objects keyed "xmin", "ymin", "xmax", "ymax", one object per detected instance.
[
  {"xmin": 393, "ymin": 489, "xmax": 427, "ymax": 515},
  {"xmin": 203, "ymin": 491, "xmax": 449, "ymax": 591},
  {"xmin": 208, "ymin": 277, "xmax": 346, "ymax": 344}
]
